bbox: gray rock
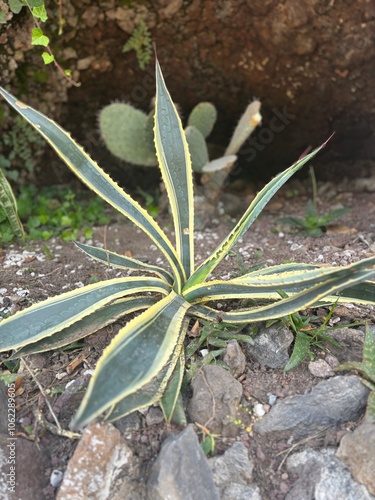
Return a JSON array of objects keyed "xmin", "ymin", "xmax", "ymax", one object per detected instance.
[
  {"xmin": 337, "ymin": 421, "xmax": 375, "ymax": 495},
  {"xmin": 145, "ymin": 406, "xmax": 164, "ymax": 426},
  {"xmin": 57, "ymin": 421, "xmax": 140, "ymax": 500},
  {"xmin": 244, "ymin": 322, "xmax": 293, "ymax": 368},
  {"xmin": 209, "ymin": 441, "xmax": 253, "ymax": 486},
  {"xmin": 223, "ymin": 340, "xmax": 246, "ymax": 377},
  {"xmin": 308, "ymin": 359, "xmax": 335, "ymax": 378},
  {"xmin": 114, "ymin": 411, "xmax": 142, "ymax": 433},
  {"xmin": 147, "ymin": 425, "xmax": 220, "ymax": 500},
  {"xmin": 286, "ymin": 448, "xmax": 374, "ymax": 500},
  {"xmin": 254, "ymin": 376, "xmax": 369, "ymax": 439},
  {"xmin": 222, "ymin": 483, "xmax": 262, "ymax": 500},
  {"xmin": 187, "ymin": 365, "xmax": 243, "ymax": 437},
  {"xmin": 209, "ymin": 441, "xmax": 261, "ymax": 499}
]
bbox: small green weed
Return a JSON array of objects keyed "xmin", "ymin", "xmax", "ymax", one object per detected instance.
[
  {"xmin": 277, "ymin": 297, "xmax": 363, "ymax": 371},
  {"xmin": 184, "ymin": 320, "xmax": 256, "ymax": 384},
  {"xmin": 196, "ymin": 422, "xmax": 218, "ymax": 456},
  {"xmin": 279, "ymin": 199, "xmax": 350, "ymax": 237},
  {"xmin": 122, "ymin": 20, "xmax": 153, "ymax": 70},
  {"xmin": 1, "ymin": 112, "xmax": 46, "ymax": 181},
  {"xmin": 0, "ymin": 185, "xmax": 111, "ymax": 245},
  {"xmin": 136, "ymin": 187, "xmax": 159, "ymax": 217}
]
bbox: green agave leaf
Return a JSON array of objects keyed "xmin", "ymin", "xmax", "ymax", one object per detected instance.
[
  {"xmin": 105, "ymin": 361, "xmax": 169, "ymax": 422},
  {"xmin": 365, "ymin": 392, "xmax": 375, "ymax": 422},
  {"xmin": 0, "ymin": 277, "xmax": 170, "ymax": 351},
  {"xmin": 9, "ymin": 296, "xmax": 157, "ymax": 357},
  {"xmin": 75, "ymin": 241, "xmax": 174, "ymax": 284},
  {"xmin": 184, "ymin": 140, "xmax": 331, "ymax": 289},
  {"xmin": 106, "ymin": 327, "xmax": 187, "ymax": 423},
  {"xmin": 0, "ymin": 168, "xmax": 25, "ymax": 241},
  {"xmin": 72, "ymin": 291, "xmax": 191, "ymax": 428},
  {"xmin": 186, "ymin": 262, "xmax": 375, "ymax": 324},
  {"xmin": 284, "ymin": 331, "xmax": 311, "ymax": 371},
  {"xmin": 363, "ymin": 325, "xmax": 375, "ymax": 369},
  {"xmin": 241, "ymin": 262, "xmax": 321, "ymax": 277},
  {"xmin": 0, "ymin": 86, "xmax": 184, "ymax": 290},
  {"xmin": 159, "ymin": 353, "xmax": 186, "ymax": 423},
  {"xmin": 183, "ymin": 257, "xmax": 375, "ymax": 303},
  {"xmin": 154, "ymin": 59, "xmax": 194, "ymax": 279},
  {"xmin": 324, "ymin": 280, "xmax": 375, "ymax": 306}
]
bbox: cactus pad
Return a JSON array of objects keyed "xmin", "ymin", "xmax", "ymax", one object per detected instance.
[
  {"xmin": 187, "ymin": 102, "xmax": 217, "ymax": 139},
  {"xmin": 99, "ymin": 103, "xmax": 157, "ymax": 166},
  {"xmin": 185, "ymin": 126, "xmax": 209, "ymax": 173},
  {"xmin": 225, "ymin": 100, "xmax": 262, "ymax": 156}
]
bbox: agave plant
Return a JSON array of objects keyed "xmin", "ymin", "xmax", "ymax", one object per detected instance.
[{"xmin": 0, "ymin": 60, "xmax": 374, "ymax": 430}]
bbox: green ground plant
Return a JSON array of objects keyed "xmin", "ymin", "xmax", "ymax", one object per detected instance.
[
  {"xmin": 0, "ymin": 60, "xmax": 374, "ymax": 430},
  {"xmin": 122, "ymin": 19, "xmax": 153, "ymax": 70},
  {"xmin": 0, "ymin": 110, "xmax": 46, "ymax": 182},
  {"xmin": 280, "ymin": 297, "xmax": 362, "ymax": 371},
  {"xmin": 17, "ymin": 185, "xmax": 111, "ymax": 241},
  {"xmin": 184, "ymin": 320, "xmax": 256, "ymax": 384},
  {"xmin": 0, "ymin": 185, "xmax": 110, "ymax": 245},
  {"xmin": 279, "ymin": 199, "xmax": 350, "ymax": 237}
]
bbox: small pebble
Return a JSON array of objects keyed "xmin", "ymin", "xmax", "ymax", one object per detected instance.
[
  {"xmin": 308, "ymin": 359, "xmax": 334, "ymax": 378},
  {"xmin": 268, "ymin": 394, "xmax": 277, "ymax": 405},
  {"xmin": 50, "ymin": 469, "xmax": 63, "ymax": 488},
  {"xmin": 253, "ymin": 403, "xmax": 266, "ymax": 417}
]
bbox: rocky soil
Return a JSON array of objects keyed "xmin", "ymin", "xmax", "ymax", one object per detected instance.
[{"xmin": 0, "ymin": 178, "xmax": 375, "ymax": 499}]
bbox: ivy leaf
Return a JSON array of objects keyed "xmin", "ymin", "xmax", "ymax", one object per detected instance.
[
  {"xmin": 32, "ymin": 5, "xmax": 48, "ymax": 22},
  {"xmin": 41, "ymin": 52, "xmax": 54, "ymax": 65},
  {"xmin": 28, "ymin": 0, "xmax": 45, "ymax": 6},
  {"xmin": 0, "ymin": 11, "xmax": 7, "ymax": 24},
  {"xmin": 8, "ymin": 0, "xmax": 24, "ymax": 14},
  {"xmin": 31, "ymin": 28, "xmax": 49, "ymax": 47}
]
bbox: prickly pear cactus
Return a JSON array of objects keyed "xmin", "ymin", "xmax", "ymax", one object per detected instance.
[
  {"xmin": 225, "ymin": 100, "xmax": 262, "ymax": 156},
  {"xmin": 185, "ymin": 126, "xmax": 209, "ymax": 173},
  {"xmin": 99, "ymin": 103, "xmax": 157, "ymax": 167},
  {"xmin": 187, "ymin": 102, "xmax": 217, "ymax": 139}
]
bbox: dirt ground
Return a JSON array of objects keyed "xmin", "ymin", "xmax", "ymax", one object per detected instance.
[{"xmin": 0, "ymin": 178, "xmax": 374, "ymax": 499}]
